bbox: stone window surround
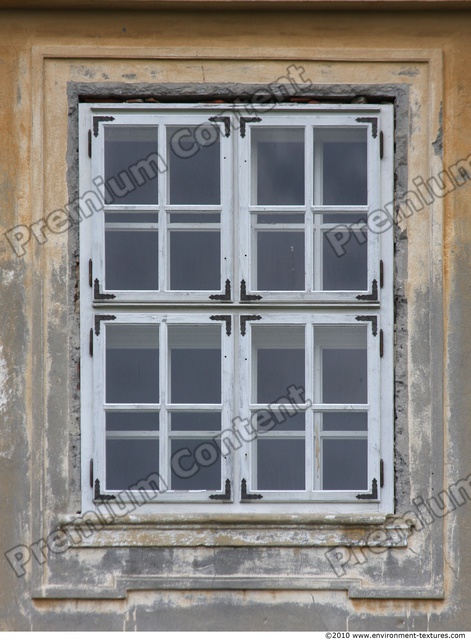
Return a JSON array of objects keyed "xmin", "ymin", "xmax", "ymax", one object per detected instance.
[{"xmin": 27, "ymin": 48, "xmax": 444, "ymax": 599}]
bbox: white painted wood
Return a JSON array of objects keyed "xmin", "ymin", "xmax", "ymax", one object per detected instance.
[{"xmin": 80, "ymin": 103, "xmax": 394, "ymax": 514}]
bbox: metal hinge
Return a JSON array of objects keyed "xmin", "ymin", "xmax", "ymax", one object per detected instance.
[
  {"xmin": 210, "ymin": 315, "xmax": 232, "ymax": 336},
  {"xmin": 241, "ymin": 478, "xmax": 263, "ymax": 501},
  {"xmin": 380, "ymin": 329, "xmax": 384, "ymax": 357},
  {"xmin": 89, "ymin": 259, "xmax": 93, "ymax": 288},
  {"xmin": 380, "ymin": 130, "xmax": 384, "ymax": 159},
  {"xmin": 380, "ymin": 261, "xmax": 384, "ymax": 288},
  {"xmin": 89, "ymin": 328, "xmax": 94, "ymax": 356},
  {"xmin": 94, "ymin": 479, "xmax": 116, "ymax": 501},
  {"xmin": 90, "ymin": 459, "xmax": 94, "ymax": 488},
  {"xmin": 208, "ymin": 116, "xmax": 231, "ymax": 138},
  {"xmin": 240, "ymin": 314, "xmax": 262, "ymax": 336},
  {"xmin": 209, "ymin": 279, "xmax": 231, "ymax": 301},
  {"xmin": 356, "ymin": 478, "xmax": 378, "ymax": 500},
  {"xmin": 356, "ymin": 279, "xmax": 378, "ymax": 301},
  {"xmin": 94, "ymin": 314, "xmax": 117, "ymax": 336},
  {"xmin": 240, "ymin": 117, "xmax": 262, "ymax": 138},
  {"xmin": 88, "ymin": 129, "xmax": 92, "ymax": 158},
  {"xmin": 209, "ymin": 479, "xmax": 231, "ymax": 501},
  {"xmin": 380, "ymin": 459, "xmax": 384, "ymax": 488},
  {"xmin": 355, "ymin": 315, "xmax": 378, "ymax": 337},
  {"xmin": 240, "ymin": 279, "xmax": 262, "ymax": 301},
  {"xmin": 94, "ymin": 278, "xmax": 116, "ymax": 301}
]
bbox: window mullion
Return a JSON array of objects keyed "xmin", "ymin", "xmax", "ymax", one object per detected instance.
[
  {"xmin": 238, "ymin": 318, "xmax": 251, "ymax": 497},
  {"xmin": 367, "ymin": 316, "xmax": 381, "ymax": 493},
  {"xmin": 367, "ymin": 124, "xmax": 381, "ymax": 295},
  {"xmin": 221, "ymin": 128, "xmax": 233, "ymax": 296},
  {"xmin": 238, "ymin": 122, "xmax": 250, "ymax": 297},
  {"xmin": 305, "ymin": 125, "xmax": 314, "ymax": 293},
  {"xmin": 312, "ymin": 128, "xmax": 323, "ymax": 291},
  {"xmin": 92, "ymin": 124, "xmax": 105, "ymax": 291},
  {"xmin": 313, "ymin": 338, "xmax": 323, "ymax": 490},
  {"xmin": 305, "ymin": 322, "xmax": 315, "ymax": 492},
  {"xmin": 95, "ymin": 324, "xmax": 106, "ymax": 491},
  {"xmin": 159, "ymin": 320, "xmax": 169, "ymax": 490},
  {"xmin": 158, "ymin": 122, "xmax": 167, "ymax": 292}
]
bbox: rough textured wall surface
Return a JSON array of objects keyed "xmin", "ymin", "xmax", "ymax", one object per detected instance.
[{"xmin": 0, "ymin": 5, "xmax": 469, "ymax": 630}]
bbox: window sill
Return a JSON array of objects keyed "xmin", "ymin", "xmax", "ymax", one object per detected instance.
[{"xmin": 57, "ymin": 512, "xmax": 415, "ymax": 548}]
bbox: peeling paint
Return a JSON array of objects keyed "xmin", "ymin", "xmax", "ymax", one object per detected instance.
[{"xmin": 0, "ymin": 344, "xmax": 9, "ymax": 415}]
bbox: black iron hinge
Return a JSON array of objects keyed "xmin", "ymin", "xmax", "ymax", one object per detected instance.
[
  {"xmin": 355, "ymin": 315, "xmax": 378, "ymax": 337},
  {"xmin": 380, "ymin": 459, "xmax": 384, "ymax": 488},
  {"xmin": 356, "ymin": 478, "xmax": 378, "ymax": 500},
  {"xmin": 240, "ymin": 279, "xmax": 262, "ymax": 301},
  {"xmin": 355, "ymin": 116, "xmax": 378, "ymax": 138},
  {"xmin": 89, "ymin": 328, "xmax": 94, "ymax": 356},
  {"xmin": 241, "ymin": 478, "xmax": 263, "ymax": 501},
  {"xmin": 380, "ymin": 329, "xmax": 384, "ymax": 357},
  {"xmin": 209, "ymin": 279, "xmax": 231, "ymax": 301},
  {"xmin": 240, "ymin": 314, "xmax": 262, "ymax": 336},
  {"xmin": 240, "ymin": 117, "xmax": 262, "ymax": 138},
  {"xmin": 88, "ymin": 129, "xmax": 92, "ymax": 158},
  {"xmin": 356, "ymin": 279, "xmax": 378, "ymax": 301},
  {"xmin": 89, "ymin": 259, "xmax": 93, "ymax": 288},
  {"xmin": 380, "ymin": 261, "xmax": 384, "ymax": 288},
  {"xmin": 380, "ymin": 130, "xmax": 384, "ymax": 159},
  {"xmin": 208, "ymin": 116, "xmax": 231, "ymax": 138},
  {"xmin": 210, "ymin": 315, "xmax": 232, "ymax": 336},
  {"xmin": 89, "ymin": 459, "xmax": 94, "ymax": 488},
  {"xmin": 94, "ymin": 314, "xmax": 117, "ymax": 336},
  {"xmin": 209, "ymin": 479, "xmax": 232, "ymax": 501},
  {"xmin": 94, "ymin": 479, "xmax": 116, "ymax": 501},
  {"xmin": 93, "ymin": 115, "xmax": 115, "ymax": 137},
  {"xmin": 94, "ymin": 278, "xmax": 116, "ymax": 301}
]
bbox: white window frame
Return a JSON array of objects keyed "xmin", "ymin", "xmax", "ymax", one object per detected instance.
[{"xmin": 79, "ymin": 102, "xmax": 394, "ymax": 515}]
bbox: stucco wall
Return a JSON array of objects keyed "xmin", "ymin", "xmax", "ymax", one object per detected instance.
[{"xmin": 0, "ymin": 5, "xmax": 469, "ymax": 630}]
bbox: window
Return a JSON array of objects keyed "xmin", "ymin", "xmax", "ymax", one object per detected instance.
[{"xmin": 79, "ymin": 102, "xmax": 394, "ymax": 513}]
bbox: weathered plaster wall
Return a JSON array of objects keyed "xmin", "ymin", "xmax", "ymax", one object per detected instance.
[{"xmin": 0, "ymin": 6, "xmax": 469, "ymax": 630}]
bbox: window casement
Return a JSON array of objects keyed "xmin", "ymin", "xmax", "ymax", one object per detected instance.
[{"xmin": 79, "ymin": 102, "xmax": 394, "ymax": 514}]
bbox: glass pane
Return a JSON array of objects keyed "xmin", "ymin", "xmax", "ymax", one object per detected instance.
[
  {"xmin": 256, "ymin": 231, "xmax": 305, "ymax": 291},
  {"xmin": 256, "ymin": 439, "xmax": 305, "ymax": 490},
  {"xmin": 169, "ymin": 231, "xmax": 220, "ymax": 290},
  {"xmin": 252, "ymin": 326, "xmax": 305, "ymax": 403},
  {"xmin": 169, "ymin": 325, "xmax": 221, "ymax": 404},
  {"xmin": 169, "ymin": 213, "xmax": 221, "ymax": 224},
  {"xmin": 105, "ymin": 213, "xmax": 158, "ymax": 290},
  {"xmin": 252, "ymin": 128, "xmax": 304, "ymax": 205},
  {"xmin": 168, "ymin": 126, "xmax": 220, "ymax": 204},
  {"xmin": 106, "ymin": 325, "xmax": 159, "ymax": 404},
  {"xmin": 322, "ymin": 439, "xmax": 368, "ymax": 490},
  {"xmin": 171, "ymin": 438, "xmax": 221, "ymax": 490},
  {"xmin": 104, "ymin": 126, "xmax": 159, "ymax": 205},
  {"xmin": 106, "ymin": 438, "xmax": 159, "ymax": 491},
  {"xmin": 315, "ymin": 128, "xmax": 367, "ymax": 205},
  {"xmin": 170, "ymin": 412, "xmax": 221, "ymax": 431},
  {"xmin": 257, "ymin": 213, "xmax": 304, "ymax": 224},
  {"xmin": 321, "ymin": 412, "xmax": 368, "ymax": 432},
  {"xmin": 106, "ymin": 412, "xmax": 159, "ymax": 431},
  {"xmin": 322, "ymin": 213, "xmax": 367, "ymax": 225},
  {"xmin": 106, "ymin": 213, "xmax": 159, "ymax": 224},
  {"xmin": 254, "ymin": 409, "xmax": 305, "ymax": 433},
  {"xmin": 315, "ymin": 326, "xmax": 367, "ymax": 404},
  {"xmin": 322, "ymin": 230, "xmax": 367, "ymax": 290}
]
